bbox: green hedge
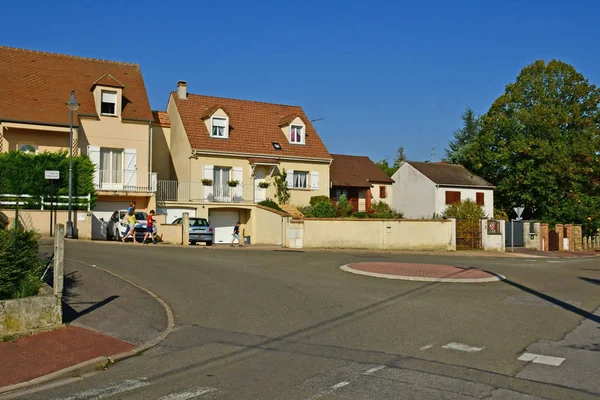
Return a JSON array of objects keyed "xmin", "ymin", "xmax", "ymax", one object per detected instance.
[{"xmin": 0, "ymin": 151, "xmax": 97, "ymax": 209}]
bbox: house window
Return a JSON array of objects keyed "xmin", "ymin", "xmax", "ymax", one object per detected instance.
[
  {"xmin": 293, "ymin": 171, "xmax": 308, "ymax": 188},
  {"xmin": 379, "ymin": 186, "xmax": 387, "ymax": 199},
  {"xmin": 336, "ymin": 189, "xmax": 349, "ymax": 202},
  {"xmin": 211, "ymin": 117, "xmax": 228, "ymax": 138},
  {"xmin": 290, "ymin": 125, "xmax": 304, "ymax": 144},
  {"xmin": 445, "ymin": 191, "xmax": 461, "ymax": 205},
  {"xmin": 99, "ymin": 148, "xmax": 123, "ymax": 183},
  {"xmin": 101, "ymin": 91, "xmax": 117, "ymax": 115},
  {"xmin": 476, "ymin": 192, "xmax": 484, "ymax": 206},
  {"xmin": 18, "ymin": 144, "xmax": 38, "ymax": 153}
]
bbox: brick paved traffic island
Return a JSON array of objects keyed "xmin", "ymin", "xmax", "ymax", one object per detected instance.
[{"xmin": 341, "ymin": 262, "xmax": 504, "ymax": 283}]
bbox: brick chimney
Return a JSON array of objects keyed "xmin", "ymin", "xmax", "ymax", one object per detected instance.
[{"xmin": 177, "ymin": 80, "xmax": 187, "ymax": 100}]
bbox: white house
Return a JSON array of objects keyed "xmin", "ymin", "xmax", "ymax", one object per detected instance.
[{"xmin": 392, "ymin": 161, "xmax": 495, "ymax": 219}]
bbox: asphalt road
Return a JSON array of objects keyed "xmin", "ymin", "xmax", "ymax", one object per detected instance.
[{"xmin": 10, "ymin": 242, "xmax": 600, "ymax": 399}]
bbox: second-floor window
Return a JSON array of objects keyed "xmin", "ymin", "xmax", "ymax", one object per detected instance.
[
  {"xmin": 211, "ymin": 117, "xmax": 228, "ymax": 138},
  {"xmin": 293, "ymin": 171, "xmax": 308, "ymax": 188},
  {"xmin": 100, "ymin": 148, "xmax": 123, "ymax": 183},
  {"xmin": 101, "ymin": 91, "xmax": 117, "ymax": 115},
  {"xmin": 290, "ymin": 125, "xmax": 304, "ymax": 144}
]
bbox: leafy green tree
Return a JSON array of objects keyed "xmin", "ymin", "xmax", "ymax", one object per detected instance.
[
  {"xmin": 445, "ymin": 107, "xmax": 480, "ymax": 165},
  {"xmin": 376, "ymin": 146, "xmax": 407, "ymax": 177},
  {"xmin": 273, "ymin": 169, "xmax": 291, "ymax": 205},
  {"xmin": 461, "ymin": 60, "xmax": 600, "ymax": 231},
  {"xmin": 443, "ymin": 199, "xmax": 486, "ymax": 220}
]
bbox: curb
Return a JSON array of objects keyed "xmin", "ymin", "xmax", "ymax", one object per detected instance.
[
  {"xmin": 0, "ymin": 260, "xmax": 175, "ymax": 398},
  {"xmin": 340, "ymin": 264, "xmax": 505, "ymax": 283}
]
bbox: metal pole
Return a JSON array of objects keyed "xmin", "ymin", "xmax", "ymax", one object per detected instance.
[
  {"xmin": 50, "ymin": 180, "xmax": 54, "ymax": 237},
  {"xmin": 511, "ymin": 220, "xmax": 515, "ymax": 252},
  {"xmin": 67, "ymin": 108, "xmax": 73, "ymax": 238}
]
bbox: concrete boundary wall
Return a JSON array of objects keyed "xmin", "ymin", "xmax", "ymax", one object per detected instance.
[
  {"xmin": 0, "ymin": 285, "xmax": 62, "ymax": 336},
  {"xmin": 291, "ymin": 219, "xmax": 455, "ymax": 251},
  {"xmin": 0, "ymin": 209, "xmax": 92, "ymax": 240}
]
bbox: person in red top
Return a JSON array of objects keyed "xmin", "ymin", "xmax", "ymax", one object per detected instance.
[{"xmin": 143, "ymin": 210, "xmax": 157, "ymax": 244}]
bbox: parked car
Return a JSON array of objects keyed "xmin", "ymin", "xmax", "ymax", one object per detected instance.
[
  {"xmin": 172, "ymin": 217, "xmax": 213, "ymax": 246},
  {"xmin": 106, "ymin": 210, "xmax": 149, "ymax": 242}
]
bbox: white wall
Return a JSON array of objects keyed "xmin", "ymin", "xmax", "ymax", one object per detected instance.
[
  {"xmin": 435, "ymin": 187, "xmax": 494, "ymax": 218},
  {"xmin": 481, "ymin": 219, "xmax": 505, "ymax": 252},
  {"xmin": 392, "ymin": 163, "xmax": 436, "ymax": 219}
]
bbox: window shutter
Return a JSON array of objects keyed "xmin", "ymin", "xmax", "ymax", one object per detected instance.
[
  {"xmin": 204, "ymin": 165, "xmax": 214, "ymax": 201},
  {"xmin": 213, "ymin": 118, "xmax": 226, "ymax": 127},
  {"xmin": 233, "ymin": 166, "xmax": 243, "ymax": 201},
  {"xmin": 379, "ymin": 186, "xmax": 386, "ymax": 199},
  {"xmin": 124, "ymin": 149, "xmax": 137, "ymax": 189},
  {"xmin": 445, "ymin": 191, "xmax": 461, "ymax": 205},
  {"xmin": 310, "ymin": 171, "xmax": 319, "ymax": 190},
  {"xmin": 101, "ymin": 91, "xmax": 117, "ymax": 103},
  {"xmin": 286, "ymin": 169, "xmax": 294, "ymax": 188},
  {"xmin": 87, "ymin": 146, "xmax": 100, "ymax": 187},
  {"xmin": 476, "ymin": 192, "xmax": 484, "ymax": 206}
]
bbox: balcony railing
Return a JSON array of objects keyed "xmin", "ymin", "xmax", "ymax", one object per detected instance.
[
  {"xmin": 95, "ymin": 170, "xmax": 157, "ymax": 193},
  {"xmin": 157, "ymin": 181, "xmax": 276, "ymax": 204}
]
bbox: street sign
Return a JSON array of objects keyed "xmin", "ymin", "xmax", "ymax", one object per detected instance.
[
  {"xmin": 514, "ymin": 206, "xmax": 524, "ymax": 220},
  {"xmin": 45, "ymin": 170, "xmax": 60, "ymax": 180}
]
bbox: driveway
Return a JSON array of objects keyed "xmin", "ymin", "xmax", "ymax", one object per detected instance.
[{"xmin": 10, "ymin": 242, "xmax": 600, "ymax": 399}]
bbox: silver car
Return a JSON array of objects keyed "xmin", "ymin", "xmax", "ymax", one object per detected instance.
[{"xmin": 172, "ymin": 217, "xmax": 213, "ymax": 246}]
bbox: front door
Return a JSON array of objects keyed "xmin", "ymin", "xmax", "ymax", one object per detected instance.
[
  {"xmin": 254, "ymin": 167, "xmax": 267, "ymax": 203},
  {"xmin": 213, "ymin": 167, "xmax": 230, "ymax": 202}
]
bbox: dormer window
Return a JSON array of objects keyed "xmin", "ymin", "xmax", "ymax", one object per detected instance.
[
  {"xmin": 101, "ymin": 90, "xmax": 117, "ymax": 115},
  {"xmin": 290, "ymin": 125, "xmax": 304, "ymax": 144},
  {"xmin": 211, "ymin": 116, "xmax": 228, "ymax": 138}
]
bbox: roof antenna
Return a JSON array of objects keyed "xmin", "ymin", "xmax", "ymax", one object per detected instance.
[
  {"xmin": 310, "ymin": 117, "xmax": 324, "ymax": 123},
  {"xmin": 430, "ymin": 146, "xmax": 436, "ymax": 163}
]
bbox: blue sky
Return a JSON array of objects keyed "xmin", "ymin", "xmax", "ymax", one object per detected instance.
[{"xmin": 3, "ymin": 0, "xmax": 600, "ymax": 162}]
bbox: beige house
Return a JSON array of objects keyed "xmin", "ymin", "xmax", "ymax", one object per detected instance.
[
  {"xmin": 0, "ymin": 46, "xmax": 155, "ymax": 239},
  {"xmin": 153, "ymin": 81, "xmax": 332, "ymax": 244}
]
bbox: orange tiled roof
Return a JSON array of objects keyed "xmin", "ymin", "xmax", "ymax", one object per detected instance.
[
  {"xmin": 173, "ymin": 93, "xmax": 331, "ymax": 160},
  {"xmin": 152, "ymin": 110, "xmax": 170, "ymax": 127},
  {"xmin": 0, "ymin": 46, "xmax": 152, "ymax": 125},
  {"xmin": 199, "ymin": 104, "xmax": 230, "ymax": 120},
  {"xmin": 92, "ymin": 73, "xmax": 125, "ymax": 89},
  {"xmin": 278, "ymin": 113, "xmax": 298, "ymax": 127}
]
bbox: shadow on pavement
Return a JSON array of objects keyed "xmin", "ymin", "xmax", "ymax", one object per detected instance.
[
  {"xmin": 502, "ymin": 279, "xmax": 600, "ymax": 324},
  {"xmin": 579, "ymin": 277, "xmax": 600, "ymax": 286},
  {"xmin": 63, "ymin": 295, "xmax": 120, "ymax": 324}
]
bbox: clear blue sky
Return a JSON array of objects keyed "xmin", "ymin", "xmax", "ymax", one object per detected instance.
[{"xmin": 3, "ymin": 0, "xmax": 600, "ymax": 162}]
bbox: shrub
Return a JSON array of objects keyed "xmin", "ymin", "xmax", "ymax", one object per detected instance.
[
  {"xmin": 258, "ymin": 199, "xmax": 284, "ymax": 213},
  {"xmin": 443, "ymin": 199, "xmax": 486, "ymax": 220},
  {"xmin": 299, "ymin": 205, "xmax": 312, "ymax": 216},
  {"xmin": 309, "ymin": 195, "xmax": 331, "ymax": 207},
  {"xmin": 0, "ymin": 227, "xmax": 44, "ymax": 300},
  {"xmin": 311, "ymin": 200, "xmax": 336, "ymax": 218},
  {"xmin": 351, "ymin": 212, "xmax": 369, "ymax": 218},
  {"xmin": 335, "ymin": 194, "xmax": 353, "ymax": 217},
  {"xmin": 369, "ymin": 201, "xmax": 404, "ymax": 219}
]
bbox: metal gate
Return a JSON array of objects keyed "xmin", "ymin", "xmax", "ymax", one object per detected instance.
[
  {"xmin": 456, "ymin": 220, "xmax": 482, "ymax": 250},
  {"xmin": 505, "ymin": 221, "xmax": 524, "ymax": 247}
]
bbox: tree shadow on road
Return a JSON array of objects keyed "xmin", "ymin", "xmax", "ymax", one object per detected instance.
[{"xmin": 579, "ymin": 277, "xmax": 600, "ymax": 286}]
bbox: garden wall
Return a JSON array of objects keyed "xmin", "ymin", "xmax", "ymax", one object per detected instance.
[
  {"xmin": 0, "ymin": 284, "xmax": 62, "ymax": 336},
  {"xmin": 291, "ymin": 219, "xmax": 455, "ymax": 251},
  {"xmin": 0, "ymin": 209, "xmax": 92, "ymax": 239}
]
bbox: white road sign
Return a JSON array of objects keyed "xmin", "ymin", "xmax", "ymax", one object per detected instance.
[{"xmin": 45, "ymin": 170, "xmax": 60, "ymax": 180}]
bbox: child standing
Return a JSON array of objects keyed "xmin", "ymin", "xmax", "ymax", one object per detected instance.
[
  {"xmin": 121, "ymin": 209, "xmax": 139, "ymax": 243},
  {"xmin": 143, "ymin": 210, "xmax": 157, "ymax": 244},
  {"xmin": 231, "ymin": 221, "xmax": 243, "ymax": 247}
]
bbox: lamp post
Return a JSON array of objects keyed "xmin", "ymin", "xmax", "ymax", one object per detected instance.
[{"xmin": 66, "ymin": 90, "xmax": 80, "ymax": 238}]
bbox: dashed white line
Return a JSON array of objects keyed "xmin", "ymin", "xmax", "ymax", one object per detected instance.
[
  {"xmin": 419, "ymin": 343, "xmax": 435, "ymax": 351},
  {"xmin": 52, "ymin": 378, "xmax": 150, "ymax": 400},
  {"xmin": 442, "ymin": 342, "xmax": 485, "ymax": 353},
  {"xmin": 331, "ymin": 381, "xmax": 350, "ymax": 390},
  {"xmin": 158, "ymin": 386, "xmax": 219, "ymax": 400},
  {"xmin": 306, "ymin": 381, "xmax": 351, "ymax": 400},
  {"xmin": 518, "ymin": 352, "xmax": 566, "ymax": 366},
  {"xmin": 363, "ymin": 365, "xmax": 386, "ymax": 375}
]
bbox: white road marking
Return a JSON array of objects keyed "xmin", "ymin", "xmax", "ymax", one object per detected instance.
[
  {"xmin": 53, "ymin": 378, "xmax": 150, "ymax": 400},
  {"xmin": 306, "ymin": 381, "xmax": 351, "ymax": 399},
  {"xmin": 518, "ymin": 352, "xmax": 566, "ymax": 366},
  {"xmin": 363, "ymin": 365, "xmax": 386, "ymax": 375},
  {"xmin": 158, "ymin": 386, "xmax": 219, "ymax": 400},
  {"xmin": 420, "ymin": 343, "xmax": 435, "ymax": 351},
  {"xmin": 442, "ymin": 342, "xmax": 485, "ymax": 353}
]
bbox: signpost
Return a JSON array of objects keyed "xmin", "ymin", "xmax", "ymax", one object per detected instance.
[
  {"xmin": 511, "ymin": 206, "xmax": 525, "ymax": 253},
  {"xmin": 45, "ymin": 170, "xmax": 60, "ymax": 237}
]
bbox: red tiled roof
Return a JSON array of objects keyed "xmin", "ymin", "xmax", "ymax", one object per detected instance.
[
  {"xmin": 330, "ymin": 154, "xmax": 394, "ymax": 187},
  {"xmin": 92, "ymin": 73, "xmax": 124, "ymax": 89},
  {"xmin": 152, "ymin": 111, "xmax": 170, "ymax": 127},
  {"xmin": 173, "ymin": 93, "xmax": 331, "ymax": 160},
  {"xmin": 278, "ymin": 113, "xmax": 298, "ymax": 127},
  {"xmin": 0, "ymin": 46, "xmax": 153, "ymax": 125}
]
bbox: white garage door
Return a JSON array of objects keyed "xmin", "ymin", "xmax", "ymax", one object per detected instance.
[
  {"xmin": 163, "ymin": 208, "xmax": 197, "ymax": 224},
  {"xmin": 209, "ymin": 210, "xmax": 240, "ymax": 244}
]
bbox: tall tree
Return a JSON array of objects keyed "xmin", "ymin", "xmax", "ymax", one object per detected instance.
[
  {"xmin": 445, "ymin": 107, "xmax": 480, "ymax": 165},
  {"xmin": 463, "ymin": 60, "xmax": 600, "ymax": 232},
  {"xmin": 376, "ymin": 146, "xmax": 407, "ymax": 177},
  {"xmin": 375, "ymin": 159, "xmax": 395, "ymax": 177}
]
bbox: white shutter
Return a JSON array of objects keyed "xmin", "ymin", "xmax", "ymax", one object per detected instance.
[
  {"xmin": 204, "ymin": 165, "xmax": 214, "ymax": 201},
  {"xmin": 87, "ymin": 146, "xmax": 100, "ymax": 187},
  {"xmin": 124, "ymin": 148, "xmax": 137, "ymax": 189},
  {"xmin": 101, "ymin": 91, "xmax": 117, "ymax": 103},
  {"xmin": 286, "ymin": 169, "xmax": 294, "ymax": 189},
  {"xmin": 310, "ymin": 171, "xmax": 320, "ymax": 191},
  {"xmin": 233, "ymin": 166, "xmax": 243, "ymax": 201},
  {"xmin": 212, "ymin": 117, "xmax": 226, "ymax": 127}
]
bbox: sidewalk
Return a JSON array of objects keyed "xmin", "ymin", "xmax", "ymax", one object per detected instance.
[{"xmin": 0, "ymin": 248, "xmax": 169, "ymax": 393}]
